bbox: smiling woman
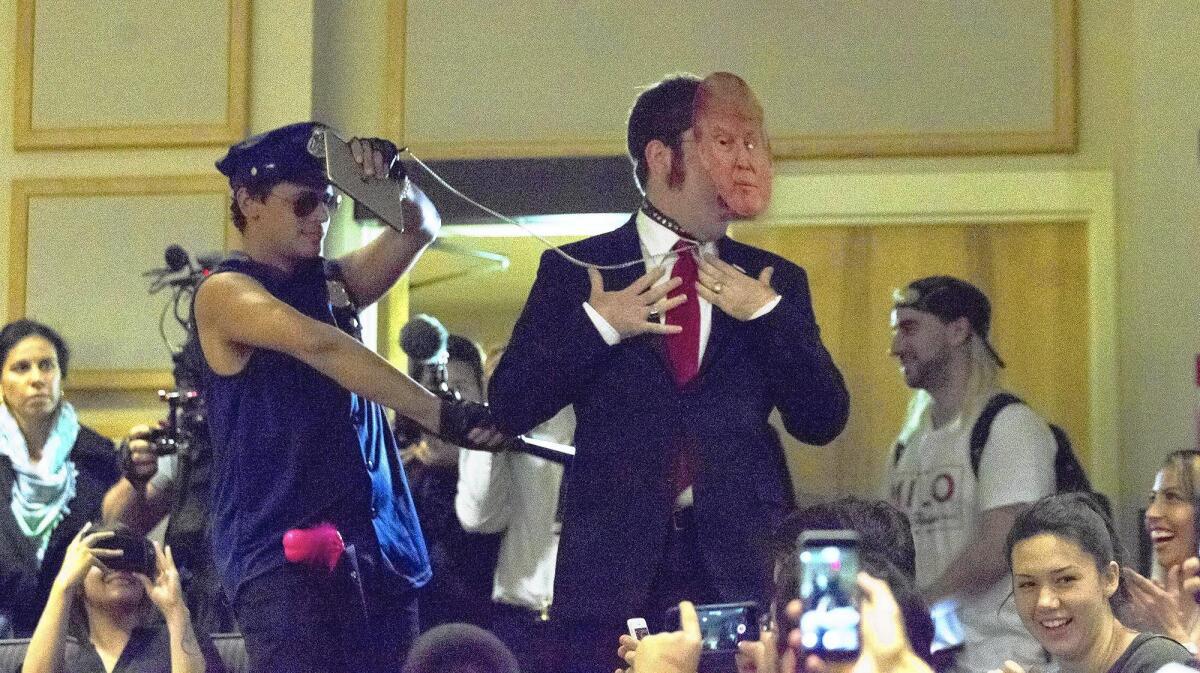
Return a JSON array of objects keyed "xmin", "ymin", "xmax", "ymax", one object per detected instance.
[
  {"xmin": 1000, "ymin": 493, "xmax": 1191, "ymax": 673},
  {"xmin": 1118, "ymin": 451, "xmax": 1200, "ymax": 646},
  {"xmin": 1146, "ymin": 452, "xmax": 1200, "ymax": 577},
  {"xmin": 0, "ymin": 320, "xmax": 119, "ymax": 638}
]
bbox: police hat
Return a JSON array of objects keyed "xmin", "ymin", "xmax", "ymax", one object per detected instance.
[{"xmin": 216, "ymin": 122, "xmax": 328, "ymax": 189}]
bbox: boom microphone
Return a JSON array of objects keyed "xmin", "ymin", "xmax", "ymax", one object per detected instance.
[
  {"xmin": 400, "ymin": 314, "xmax": 449, "ymax": 365},
  {"xmin": 164, "ymin": 244, "xmax": 192, "ymax": 273}
]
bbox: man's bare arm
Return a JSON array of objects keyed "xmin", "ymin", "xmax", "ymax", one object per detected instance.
[
  {"xmin": 921, "ymin": 502, "xmax": 1028, "ymax": 604},
  {"xmin": 102, "ymin": 425, "xmax": 174, "ymax": 534},
  {"xmin": 101, "ymin": 479, "xmax": 175, "ymax": 535},
  {"xmin": 336, "ymin": 182, "xmax": 439, "ymax": 308},
  {"xmin": 195, "ymin": 271, "xmax": 443, "ymax": 432}
]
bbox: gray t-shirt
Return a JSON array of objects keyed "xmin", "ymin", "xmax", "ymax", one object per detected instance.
[{"xmin": 1107, "ymin": 633, "xmax": 1190, "ymax": 673}]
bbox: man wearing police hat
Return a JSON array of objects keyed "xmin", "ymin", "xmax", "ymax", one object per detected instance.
[
  {"xmin": 886, "ymin": 276, "xmax": 1055, "ymax": 673},
  {"xmin": 194, "ymin": 122, "xmax": 503, "ymax": 673}
]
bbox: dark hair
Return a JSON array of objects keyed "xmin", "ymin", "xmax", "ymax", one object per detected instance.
[
  {"xmin": 402, "ymin": 623, "xmax": 519, "ymax": 673},
  {"xmin": 229, "ymin": 181, "xmax": 273, "ymax": 233},
  {"xmin": 771, "ymin": 498, "xmax": 932, "ymax": 660},
  {"xmin": 772, "ymin": 497, "xmax": 917, "ymax": 578},
  {"xmin": 0, "ymin": 319, "xmax": 70, "ymax": 379},
  {"xmin": 627, "ymin": 75, "xmax": 701, "ymax": 191},
  {"xmin": 446, "ymin": 334, "xmax": 485, "ymax": 386},
  {"xmin": 1006, "ymin": 492, "xmax": 1127, "ymax": 608}
]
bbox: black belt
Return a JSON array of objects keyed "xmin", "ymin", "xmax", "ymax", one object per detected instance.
[{"xmin": 494, "ymin": 601, "xmax": 552, "ymax": 623}]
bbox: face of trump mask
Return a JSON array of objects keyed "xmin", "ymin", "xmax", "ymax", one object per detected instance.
[{"xmin": 691, "ymin": 72, "xmax": 774, "ymax": 218}]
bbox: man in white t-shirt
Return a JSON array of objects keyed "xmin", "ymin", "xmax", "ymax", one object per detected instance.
[{"xmin": 885, "ymin": 275, "xmax": 1056, "ymax": 673}]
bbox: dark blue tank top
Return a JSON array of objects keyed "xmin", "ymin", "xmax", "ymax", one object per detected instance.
[{"xmin": 202, "ymin": 254, "xmax": 430, "ymax": 599}]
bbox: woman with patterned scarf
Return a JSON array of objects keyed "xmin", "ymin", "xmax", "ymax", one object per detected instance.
[{"xmin": 0, "ymin": 320, "xmax": 118, "ymax": 637}]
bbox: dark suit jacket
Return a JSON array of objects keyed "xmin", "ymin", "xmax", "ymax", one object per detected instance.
[
  {"xmin": 489, "ymin": 217, "xmax": 850, "ymax": 622},
  {"xmin": 0, "ymin": 426, "xmax": 117, "ymax": 636}
]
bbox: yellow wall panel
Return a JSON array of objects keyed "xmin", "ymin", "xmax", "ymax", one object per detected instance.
[
  {"xmin": 729, "ymin": 221, "xmax": 1088, "ymax": 498},
  {"xmin": 408, "ymin": 235, "xmax": 588, "ymax": 350}
]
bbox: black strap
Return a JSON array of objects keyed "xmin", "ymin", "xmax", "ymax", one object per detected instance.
[
  {"xmin": 968, "ymin": 393, "xmax": 1023, "ymax": 478},
  {"xmin": 322, "ymin": 259, "xmax": 362, "ymax": 338},
  {"xmin": 893, "ymin": 392, "xmax": 1024, "ymax": 476}
]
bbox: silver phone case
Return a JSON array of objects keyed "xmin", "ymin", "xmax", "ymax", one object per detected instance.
[{"xmin": 308, "ymin": 126, "xmax": 407, "ymax": 230}]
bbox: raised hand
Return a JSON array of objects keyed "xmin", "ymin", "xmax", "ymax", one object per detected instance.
[
  {"xmin": 348, "ymin": 137, "xmax": 399, "ymax": 179},
  {"xmin": 588, "ymin": 266, "xmax": 686, "ymax": 340},
  {"xmin": 696, "ymin": 255, "xmax": 778, "ymax": 321},
  {"xmin": 1122, "ymin": 565, "xmax": 1197, "ymax": 643},
  {"xmin": 620, "ymin": 601, "xmax": 702, "ymax": 673},
  {"xmin": 118, "ymin": 424, "xmax": 158, "ymax": 490},
  {"xmin": 52, "ymin": 522, "xmax": 121, "ymax": 594},
  {"xmin": 139, "ymin": 542, "xmax": 189, "ymax": 619},
  {"xmin": 736, "ymin": 627, "xmax": 778, "ymax": 673},
  {"xmin": 786, "ymin": 573, "xmax": 934, "ymax": 673}
]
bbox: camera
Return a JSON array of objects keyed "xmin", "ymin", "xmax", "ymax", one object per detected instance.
[
  {"xmin": 94, "ymin": 530, "xmax": 158, "ymax": 577},
  {"xmin": 147, "ymin": 388, "xmax": 204, "ymax": 458}
]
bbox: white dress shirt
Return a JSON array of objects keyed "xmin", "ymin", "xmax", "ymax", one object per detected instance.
[
  {"xmin": 456, "ymin": 406, "xmax": 575, "ymax": 613},
  {"xmin": 583, "ymin": 210, "xmax": 780, "ymax": 356},
  {"xmin": 581, "ymin": 211, "xmax": 780, "ymax": 508}
]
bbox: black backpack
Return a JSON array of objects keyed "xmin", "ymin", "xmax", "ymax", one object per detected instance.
[{"xmin": 894, "ymin": 392, "xmax": 1100, "ymax": 506}]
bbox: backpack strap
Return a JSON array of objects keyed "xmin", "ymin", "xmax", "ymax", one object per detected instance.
[
  {"xmin": 968, "ymin": 393, "xmax": 1024, "ymax": 478},
  {"xmin": 322, "ymin": 259, "xmax": 363, "ymax": 338}
]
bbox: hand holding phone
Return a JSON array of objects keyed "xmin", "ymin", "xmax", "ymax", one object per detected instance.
[
  {"xmin": 664, "ymin": 601, "xmax": 760, "ymax": 653},
  {"xmin": 797, "ymin": 530, "xmax": 862, "ymax": 660},
  {"xmin": 93, "ymin": 530, "xmax": 158, "ymax": 577},
  {"xmin": 627, "ymin": 617, "xmax": 649, "ymax": 640}
]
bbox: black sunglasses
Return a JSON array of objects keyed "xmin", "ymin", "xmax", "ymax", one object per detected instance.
[{"xmin": 271, "ymin": 189, "xmax": 341, "ymax": 218}]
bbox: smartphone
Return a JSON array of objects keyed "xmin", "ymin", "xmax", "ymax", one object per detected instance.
[
  {"xmin": 664, "ymin": 601, "xmax": 760, "ymax": 653},
  {"xmin": 626, "ymin": 617, "xmax": 649, "ymax": 641},
  {"xmin": 796, "ymin": 530, "xmax": 861, "ymax": 660},
  {"xmin": 94, "ymin": 530, "xmax": 158, "ymax": 577},
  {"xmin": 310, "ymin": 127, "xmax": 408, "ymax": 230}
]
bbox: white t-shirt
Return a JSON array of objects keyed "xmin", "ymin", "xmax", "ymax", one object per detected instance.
[{"xmin": 887, "ymin": 398, "xmax": 1056, "ymax": 673}]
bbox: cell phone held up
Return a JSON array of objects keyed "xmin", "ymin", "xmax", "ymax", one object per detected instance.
[
  {"xmin": 796, "ymin": 530, "xmax": 862, "ymax": 660},
  {"xmin": 664, "ymin": 601, "xmax": 760, "ymax": 653},
  {"xmin": 93, "ymin": 530, "xmax": 158, "ymax": 578}
]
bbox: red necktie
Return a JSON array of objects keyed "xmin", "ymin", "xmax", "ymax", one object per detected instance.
[{"xmin": 666, "ymin": 239, "xmax": 699, "ymax": 387}]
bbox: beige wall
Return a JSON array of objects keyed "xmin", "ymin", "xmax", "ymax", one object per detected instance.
[{"xmin": 0, "ymin": 0, "xmax": 1195, "ymax": 544}]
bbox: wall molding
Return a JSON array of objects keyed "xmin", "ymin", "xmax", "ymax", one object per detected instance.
[
  {"xmin": 9, "ymin": 174, "xmax": 230, "ymax": 390},
  {"xmin": 388, "ymin": 0, "xmax": 1076, "ymax": 160},
  {"xmin": 12, "ymin": 0, "xmax": 250, "ymax": 150}
]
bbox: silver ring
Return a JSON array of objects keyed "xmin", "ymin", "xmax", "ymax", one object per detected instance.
[
  {"xmin": 648, "ymin": 309, "xmax": 661, "ymax": 322},
  {"xmin": 713, "ymin": 282, "xmax": 724, "ymax": 294}
]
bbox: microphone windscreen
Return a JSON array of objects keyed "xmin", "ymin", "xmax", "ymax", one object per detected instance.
[
  {"xmin": 164, "ymin": 244, "xmax": 190, "ymax": 272},
  {"xmin": 195, "ymin": 252, "xmax": 223, "ymax": 270},
  {"xmin": 400, "ymin": 314, "xmax": 448, "ymax": 364}
]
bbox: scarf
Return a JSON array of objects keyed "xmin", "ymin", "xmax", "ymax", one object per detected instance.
[{"xmin": 0, "ymin": 401, "xmax": 79, "ymax": 563}]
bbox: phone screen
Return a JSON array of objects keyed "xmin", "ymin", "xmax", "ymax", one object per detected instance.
[
  {"xmin": 798, "ymin": 533, "xmax": 861, "ymax": 659},
  {"xmin": 664, "ymin": 602, "xmax": 760, "ymax": 652}
]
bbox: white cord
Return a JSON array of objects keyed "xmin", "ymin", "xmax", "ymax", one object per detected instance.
[{"xmin": 404, "ymin": 150, "xmax": 703, "ymax": 271}]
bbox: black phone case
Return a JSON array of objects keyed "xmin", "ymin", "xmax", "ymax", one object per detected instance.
[{"xmin": 94, "ymin": 533, "xmax": 157, "ymax": 577}]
